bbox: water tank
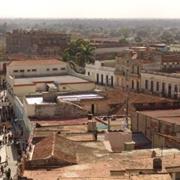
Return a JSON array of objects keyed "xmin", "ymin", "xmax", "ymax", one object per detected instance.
[{"xmin": 153, "ymin": 158, "xmax": 162, "ymax": 171}]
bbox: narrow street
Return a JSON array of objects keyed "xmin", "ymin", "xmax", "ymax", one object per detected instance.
[
  {"xmin": 0, "ymin": 88, "xmax": 19, "ymax": 180},
  {"xmin": 6, "ymin": 143, "xmax": 18, "ymax": 179}
]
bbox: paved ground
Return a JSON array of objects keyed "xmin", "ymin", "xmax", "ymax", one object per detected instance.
[
  {"xmin": 0, "ymin": 134, "xmax": 18, "ymax": 179},
  {"xmin": 6, "ymin": 143, "xmax": 18, "ymax": 178}
]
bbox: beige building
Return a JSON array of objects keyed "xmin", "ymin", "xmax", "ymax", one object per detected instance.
[
  {"xmin": 141, "ymin": 71, "xmax": 180, "ymax": 99},
  {"xmin": 115, "ymin": 53, "xmax": 161, "ymax": 92},
  {"xmin": 23, "ymin": 92, "xmax": 105, "ymax": 118},
  {"xmin": 85, "ymin": 60, "xmax": 116, "ymax": 87},
  {"xmin": 6, "ymin": 59, "xmax": 68, "ymax": 77},
  {"xmin": 7, "ymin": 75, "xmax": 95, "ymax": 98},
  {"xmin": 132, "ymin": 109, "xmax": 180, "ymax": 148},
  {"xmin": 6, "ymin": 59, "xmax": 95, "ymax": 99}
]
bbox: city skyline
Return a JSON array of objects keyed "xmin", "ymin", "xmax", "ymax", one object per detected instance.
[{"xmin": 0, "ymin": 0, "xmax": 180, "ymax": 19}]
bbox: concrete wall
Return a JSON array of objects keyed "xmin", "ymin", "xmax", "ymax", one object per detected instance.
[
  {"xmin": 14, "ymin": 96, "xmax": 32, "ymax": 139},
  {"xmin": 132, "ymin": 111, "xmax": 180, "ymax": 142},
  {"xmin": 78, "ymin": 99, "xmax": 110, "ymax": 115},
  {"xmin": 34, "ymin": 100, "xmax": 88, "ymax": 119},
  {"xmin": 7, "ymin": 63, "xmax": 68, "ymax": 78},
  {"xmin": 105, "ymin": 131, "xmax": 132, "ymax": 152},
  {"xmin": 153, "ymin": 134, "xmax": 180, "ymax": 149},
  {"xmin": 58, "ymin": 82, "xmax": 95, "ymax": 92}
]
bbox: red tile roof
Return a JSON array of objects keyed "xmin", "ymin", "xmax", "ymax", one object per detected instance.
[
  {"xmin": 8, "ymin": 59, "xmax": 66, "ymax": 66},
  {"xmin": 32, "ymin": 133, "xmax": 77, "ymax": 164}
]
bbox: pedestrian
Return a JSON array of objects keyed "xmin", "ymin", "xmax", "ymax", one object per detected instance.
[
  {"xmin": 4, "ymin": 136, "xmax": 7, "ymax": 144},
  {"xmin": 7, "ymin": 168, "xmax": 11, "ymax": 179},
  {"xmin": 1, "ymin": 165, "xmax": 4, "ymax": 175}
]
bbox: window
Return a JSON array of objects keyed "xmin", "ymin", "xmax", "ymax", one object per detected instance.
[
  {"xmin": 137, "ymin": 81, "xmax": 140, "ymax": 91},
  {"xmin": 106, "ymin": 75, "xmax": 108, "ymax": 85},
  {"xmin": 101, "ymin": 74, "xmax": 104, "ymax": 85},
  {"xmin": 156, "ymin": 82, "xmax": 159, "ymax": 91},
  {"xmin": 111, "ymin": 76, "xmax": 114, "ymax": 87},
  {"xmin": 52, "ymin": 68, "xmax": 58, "ymax": 71},
  {"xmin": 145, "ymin": 80, "xmax": 148, "ymax": 89},
  {"xmin": 162, "ymin": 82, "xmax": 165, "ymax": 95},
  {"xmin": 88, "ymin": 72, "xmax": 90, "ymax": 76},
  {"xmin": 46, "ymin": 68, "xmax": 50, "ymax": 71},
  {"xmin": 32, "ymin": 69, "xmax": 37, "ymax": 72},
  {"xmin": 151, "ymin": 81, "xmax": 154, "ymax": 92},
  {"xmin": 168, "ymin": 84, "xmax": 172, "ymax": 97},
  {"xmin": 174, "ymin": 85, "xmax": 178, "ymax": 98},
  {"xmin": 27, "ymin": 69, "xmax": 31, "ymax": 72},
  {"xmin": 61, "ymin": 67, "xmax": 66, "ymax": 70},
  {"xmin": 96, "ymin": 73, "xmax": 99, "ymax": 84},
  {"xmin": 13, "ymin": 70, "xmax": 18, "ymax": 73},
  {"xmin": 132, "ymin": 80, "xmax": 134, "ymax": 89},
  {"xmin": 20, "ymin": 70, "xmax": 24, "ymax": 72}
]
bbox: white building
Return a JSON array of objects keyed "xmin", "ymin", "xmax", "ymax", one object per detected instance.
[
  {"xmin": 85, "ymin": 60, "xmax": 116, "ymax": 87},
  {"xmin": 141, "ymin": 71, "xmax": 180, "ymax": 99}
]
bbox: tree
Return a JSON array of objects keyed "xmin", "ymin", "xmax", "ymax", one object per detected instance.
[
  {"xmin": 63, "ymin": 39, "xmax": 95, "ymax": 67},
  {"xmin": 160, "ymin": 31, "xmax": 174, "ymax": 44}
]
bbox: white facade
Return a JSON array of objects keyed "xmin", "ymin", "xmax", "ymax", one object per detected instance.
[
  {"xmin": 141, "ymin": 71, "xmax": 180, "ymax": 99},
  {"xmin": 85, "ymin": 60, "xmax": 116, "ymax": 87},
  {"xmin": 169, "ymin": 44, "xmax": 180, "ymax": 52}
]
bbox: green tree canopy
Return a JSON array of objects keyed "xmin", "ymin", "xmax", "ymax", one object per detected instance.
[{"xmin": 63, "ymin": 39, "xmax": 95, "ymax": 67}]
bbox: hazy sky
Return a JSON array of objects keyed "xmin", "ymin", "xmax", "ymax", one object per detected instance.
[{"xmin": 0, "ymin": 0, "xmax": 180, "ymax": 19}]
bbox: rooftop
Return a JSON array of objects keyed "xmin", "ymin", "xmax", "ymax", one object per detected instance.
[
  {"xmin": 95, "ymin": 47, "xmax": 129, "ymax": 54},
  {"xmin": 26, "ymin": 93, "xmax": 104, "ymax": 105},
  {"xmin": 105, "ymin": 89, "xmax": 174, "ymax": 105},
  {"xmin": 24, "ymin": 148, "xmax": 180, "ymax": 180},
  {"xmin": 32, "ymin": 133, "xmax": 77, "ymax": 164},
  {"xmin": 138, "ymin": 109, "xmax": 180, "ymax": 125},
  {"xmin": 8, "ymin": 59, "xmax": 66, "ymax": 67},
  {"xmin": 13, "ymin": 75, "xmax": 90, "ymax": 86}
]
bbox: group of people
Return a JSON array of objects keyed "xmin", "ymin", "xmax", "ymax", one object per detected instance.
[
  {"xmin": 0, "ymin": 166, "xmax": 11, "ymax": 179},
  {"xmin": 0, "ymin": 125, "xmax": 14, "ymax": 179}
]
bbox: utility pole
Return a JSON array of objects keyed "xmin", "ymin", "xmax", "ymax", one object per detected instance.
[
  {"xmin": 125, "ymin": 71, "xmax": 129, "ymax": 129},
  {"xmin": 125, "ymin": 55, "xmax": 130, "ymax": 129}
]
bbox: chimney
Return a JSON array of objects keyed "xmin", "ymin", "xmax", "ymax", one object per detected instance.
[{"xmin": 153, "ymin": 158, "xmax": 162, "ymax": 171}]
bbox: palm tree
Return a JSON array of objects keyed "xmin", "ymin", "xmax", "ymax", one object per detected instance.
[{"xmin": 63, "ymin": 39, "xmax": 95, "ymax": 67}]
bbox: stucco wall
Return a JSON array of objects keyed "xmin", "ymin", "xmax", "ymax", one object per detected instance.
[
  {"xmin": 132, "ymin": 111, "xmax": 180, "ymax": 142},
  {"xmin": 105, "ymin": 131, "xmax": 132, "ymax": 152},
  {"xmin": 7, "ymin": 63, "xmax": 68, "ymax": 77},
  {"xmin": 34, "ymin": 100, "xmax": 88, "ymax": 119},
  {"xmin": 141, "ymin": 72, "xmax": 180, "ymax": 98},
  {"xmin": 58, "ymin": 82, "xmax": 95, "ymax": 92},
  {"xmin": 85, "ymin": 60, "xmax": 116, "ymax": 86},
  {"xmin": 14, "ymin": 85, "xmax": 36, "ymax": 97}
]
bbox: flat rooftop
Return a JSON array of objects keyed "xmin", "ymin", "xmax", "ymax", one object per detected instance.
[
  {"xmin": 95, "ymin": 47, "xmax": 129, "ymax": 54},
  {"xmin": 13, "ymin": 75, "xmax": 90, "ymax": 86},
  {"xmin": 26, "ymin": 93, "xmax": 104, "ymax": 105},
  {"xmin": 138, "ymin": 109, "xmax": 180, "ymax": 125}
]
